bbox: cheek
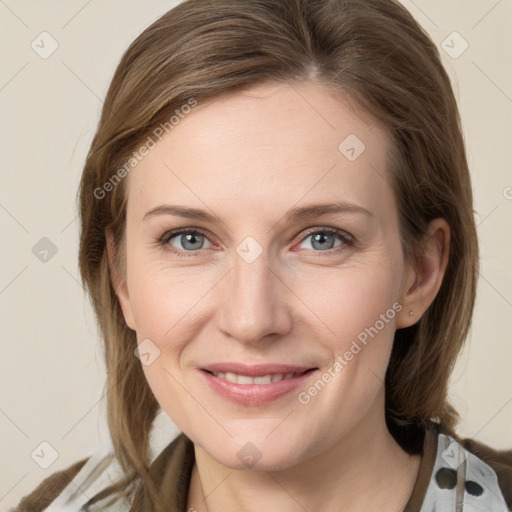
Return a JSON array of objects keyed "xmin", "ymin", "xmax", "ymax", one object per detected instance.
[
  {"xmin": 130, "ymin": 266, "xmax": 202, "ymax": 427},
  {"xmin": 140, "ymin": 359, "xmax": 197, "ymax": 437},
  {"xmin": 126, "ymin": 252, "xmax": 201, "ymax": 342},
  {"xmin": 293, "ymin": 260, "xmax": 402, "ymax": 345},
  {"xmin": 294, "ymin": 266, "xmax": 401, "ymax": 433}
]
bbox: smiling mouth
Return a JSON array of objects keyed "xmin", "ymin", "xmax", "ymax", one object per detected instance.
[
  {"xmin": 200, "ymin": 366, "xmax": 318, "ymax": 406},
  {"xmin": 203, "ymin": 369, "xmax": 314, "ymax": 385}
]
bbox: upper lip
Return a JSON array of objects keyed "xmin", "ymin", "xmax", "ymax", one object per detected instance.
[{"xmin": 201, "ymin": 362, "xmax": 316, "ymax": 377}]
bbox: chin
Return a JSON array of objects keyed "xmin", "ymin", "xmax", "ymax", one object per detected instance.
[{"xmin": 193, "ymin": 430, "xmax": 308, "ymax": 472}]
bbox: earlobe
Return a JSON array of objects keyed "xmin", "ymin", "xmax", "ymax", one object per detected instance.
[
  {"xmin": 105, "ymin": 230, "xmax": 136, "ymax": 330},
  {"xmin": 396, "ymin": 219, "xmax": 450, "ymax": 329}
]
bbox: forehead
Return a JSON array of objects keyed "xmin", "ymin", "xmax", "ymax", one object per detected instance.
[{"xmin": 125, "ymin": 81, "xmax": 395, "ymax": 223}]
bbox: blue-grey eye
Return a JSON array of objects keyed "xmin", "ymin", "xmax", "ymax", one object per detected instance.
[
  {"xmin": 169, "ymin": 231, "xmax": 212, "ymax": 251},
  {"xmin": 299, "ymin": 231, "xmax": 344, "ymax": 251}
]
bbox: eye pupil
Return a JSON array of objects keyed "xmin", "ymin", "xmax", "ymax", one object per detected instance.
[
  {"xmin": 182, "ymin": 233, "xmax": 203, "ymax": 250},
  {"xmin": 311, "ymin": 232, "xmax": 335, "ymax": 250}
]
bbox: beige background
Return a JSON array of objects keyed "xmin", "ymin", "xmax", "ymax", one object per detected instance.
[{"xmin": 1, "ymin": 0, "xmax": 511, "ymax": 508}]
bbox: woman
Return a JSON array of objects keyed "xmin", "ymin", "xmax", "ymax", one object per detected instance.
[{"xmin": 14, "ymin": 0, "xmax": 512, "ymax": 510}]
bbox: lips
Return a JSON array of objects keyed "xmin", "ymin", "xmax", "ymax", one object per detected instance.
[{"xmin": 199, "ymin": 362, "xmax": 318, "ymax": 406}]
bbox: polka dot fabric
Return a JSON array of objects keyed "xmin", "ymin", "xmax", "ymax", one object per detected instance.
[{"xmin": 421, "ymin": 433, "xmax": 509, "ymax": 511}]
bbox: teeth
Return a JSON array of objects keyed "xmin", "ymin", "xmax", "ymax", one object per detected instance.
[
  {"xmin": 211, "ymin": 371, "xmax": 303, "ymax": 384},
  {"xmin": 237, "ymin": 374, "xmax": 254, "ymax": 384},
  {"xmin": 254, "ymin": 375, "xmax": 272, "ymax": 384}
]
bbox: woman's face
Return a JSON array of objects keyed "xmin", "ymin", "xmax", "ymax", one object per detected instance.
[{"xmin": 115, "ymin": 80, "xmax": 417, "ymax": 470}]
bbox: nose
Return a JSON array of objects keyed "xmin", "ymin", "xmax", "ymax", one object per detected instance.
[{"xmin": 217, "ymin": 246, "xmax": 293, "ymax": 347}]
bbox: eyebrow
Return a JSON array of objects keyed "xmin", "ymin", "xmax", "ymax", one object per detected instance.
[{"xmin": 143, "ymin": 201, "xmax": 373, "ymax": 224}]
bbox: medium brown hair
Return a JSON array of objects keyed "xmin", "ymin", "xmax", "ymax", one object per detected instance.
[{"xmin": 77, "ymin": 0, "xmax": 478, "ymax": 508}]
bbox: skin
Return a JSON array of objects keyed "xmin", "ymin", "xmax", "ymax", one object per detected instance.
[{"xmin": 108, "ymin": 80, "xmax": 450, "ymax": 511}]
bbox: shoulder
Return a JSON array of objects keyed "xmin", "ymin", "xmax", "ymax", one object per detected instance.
[
  {"xmin": 455, "ymin": 430, "xmax": 512, "ymax": 505},
  {"xmin": 12, "ymin": 434, "xmax": 193, "ymax": 512},
  {"xmin": 438, "ymin": 423, "xmax": 512, "ymax": 509},
  {"xmin": 13, "ymin": 457, "xmax": 89, "ymax": 512}
]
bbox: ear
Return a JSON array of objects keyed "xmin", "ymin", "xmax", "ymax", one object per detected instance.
[
  {"xmin": 395, "ymin": 218, "xmax": 450, "ymax": 328},
  {"xmin": 106, "ymin": 229, "xmax": 136, "ymax": 330}
]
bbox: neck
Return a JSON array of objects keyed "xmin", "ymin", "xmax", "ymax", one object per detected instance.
[{"xmin": 187, "ymin": 391, "xmax": 421, "ymax": 512}]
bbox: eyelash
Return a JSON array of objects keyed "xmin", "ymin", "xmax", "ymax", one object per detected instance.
[{"xmin": 157, "ymin": 227, "xmax": 354, "ymax": 258}]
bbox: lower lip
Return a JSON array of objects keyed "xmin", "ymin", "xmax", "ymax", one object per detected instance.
[{"xmin": 200, "ymin": 369, "xmax": 317, "ymax": 406}]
